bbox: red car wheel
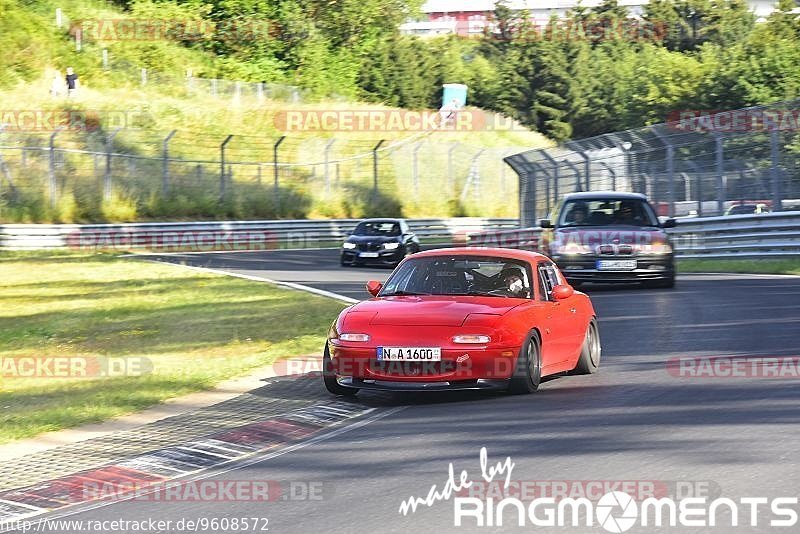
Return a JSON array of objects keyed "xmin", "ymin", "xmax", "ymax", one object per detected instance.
[{"xmin": 508, "ymin": 331, "xmax": 541, "ymax": 394}]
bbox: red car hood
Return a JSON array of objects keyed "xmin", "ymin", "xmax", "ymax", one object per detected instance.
[{"xmin": 348, "ymin": 296, "xmax": 523, "ymax": 327}]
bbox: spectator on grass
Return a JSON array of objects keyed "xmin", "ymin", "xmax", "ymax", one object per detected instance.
[{"xmin": 65, "ymin": 67, "xmax": 79, "ymax": 97}]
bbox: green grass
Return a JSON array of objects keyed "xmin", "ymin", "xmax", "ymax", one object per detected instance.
[
  {"xmin": 678, "ymin": 258, "xmax": 800, "ymax": 275},
  {"xmin": 0, "ymin": 251, "xmax": 346, "ymax": 444}
]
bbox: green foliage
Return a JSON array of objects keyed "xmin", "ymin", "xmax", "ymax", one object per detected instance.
[{"xmin": 3, "ymin": 0, "xmax": 800, "ymax": 175}]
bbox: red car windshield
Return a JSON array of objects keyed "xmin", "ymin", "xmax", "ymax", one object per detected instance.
[{"xmin": 380, "ymin": 256, "xmax": 532, "ymax": 298}]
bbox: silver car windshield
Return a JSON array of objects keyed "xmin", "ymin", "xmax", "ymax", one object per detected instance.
[{"xmin": 558, "ymin": 199, "xmax": 659, "ymax": 227}]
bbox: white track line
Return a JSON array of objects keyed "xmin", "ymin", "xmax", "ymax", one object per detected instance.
[
  {"xmin": 145, "ymin": 261, "xmax": 359, "ymax": 304},
  {"xmin": 20, "ymin": 407, "xmax": 405, "ymax": 528}
]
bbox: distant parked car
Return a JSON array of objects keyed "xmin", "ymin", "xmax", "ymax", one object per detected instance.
[
  {"xmin": 340, "ymin": 219, "xmax": 420, "ymax": 268},
  {"xmin": 724, "ymin": 203, "xmax": 771, "ymax": 216}
]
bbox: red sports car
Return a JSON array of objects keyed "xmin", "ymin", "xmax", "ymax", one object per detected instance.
[{"xmin": 323, "ymin": 247, "xmax": 600, "ymax": 395}]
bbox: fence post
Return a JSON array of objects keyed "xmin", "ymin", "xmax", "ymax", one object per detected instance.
[
  {"xmin": 714, "ymin": 133, "xmax": 725, "ymax": 215},
  {"xmin": 561, "ymin": 159, "xmax": 582, "ymax": 193},
  {"xmin": 324, "ymin": 138, "xmax": 335, "ymax": 195},
  {"xmin": 220, "ymin": 134, "xmax": 233, "ymax": 198},
  {"xmin": 102, "ymin": 49, "xmax": 109, "ymax": 70},
  {"xmin": 770, "ymin": 129, "xmax": 782, "ymax": 211},
  {"xmin": 372, "ymin": 140, "xmax": 385, "ymax": 195},
  {"xmin": 273, "ymin": 136, "xmax": 286, "ymax": 209},
  {"xmin": 104, "ymin": 128, "xmax": 121, "ymax": 201},
  {"xmin": 539, "ymin": 151, "xmax": 561, "ymax": 208},
  {"xmin": 598, "ymin": 161, "xmax": 616, "ymax": 190},
  {"xmin": 566, "ymin": 142, "xmax": 591, "ymax": 191},
  {"xmin": 531, "ymin": 162, "xmax": 553, "ymax": 218},
  {"xmin": 162, "ymin": 130, "xmax": 176, "ymax": 196},
  {"xmin": 666, "ymin": 142, "xmax": 675, "ymax": 217},
  {"xmin": 448, "ymin": 143, "xmax": 459, "ymax": 193},
  {"xmin": 412, "ymin": 141, "xmax": 423, "ymax": 198},
  {"xmin": 141, "ymin": 68, "xmax": 147, "ymax": 86}
]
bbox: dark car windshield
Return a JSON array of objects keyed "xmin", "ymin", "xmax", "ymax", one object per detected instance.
[
  {"xmin": 380, "ymin": 255, "xmax": 532, "ymax": 299},
  {"xmin": 558, "ymin": 198, "xmax": 659, "ymax": 227},
  {"xmin": 353, "ymin": 221, "xmax": 401, "ymax": 237}
]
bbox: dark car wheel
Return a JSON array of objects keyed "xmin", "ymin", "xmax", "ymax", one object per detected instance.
[
  {"xmin": 322, "ymin": 344, "xmax": 358, "ymax": 396},
  {"xmin": 507, "ymin": 331, "xmax": 541, "ymax": 394},
  {"xmin": 572, "ymin": 318, "xmax": 601, "ymax": 375}
]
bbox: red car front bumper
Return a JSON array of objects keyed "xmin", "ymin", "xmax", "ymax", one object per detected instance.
[{"xmin": 328, "ymin": 342, "xmax": 519, "ymax": 385}]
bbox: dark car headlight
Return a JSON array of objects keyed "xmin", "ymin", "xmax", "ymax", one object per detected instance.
[
  {"xmin": 382, "ymin": 242, "xmax": 400, "ymax": 250},
  {"xmin": 342, "ymin": 242, "xmax": 356, "ymax": 250}
]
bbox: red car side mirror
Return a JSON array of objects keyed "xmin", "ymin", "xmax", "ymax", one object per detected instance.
[
  {"xmin": 552, "ymin": 284, "xmax": 574, "ymax": 300},
  {"xmin": 366, "ymin": 280, "xmax": 383, "ymax": 297}
]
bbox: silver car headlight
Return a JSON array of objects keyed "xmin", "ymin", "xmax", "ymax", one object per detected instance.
[
  {"xmin": 638, "ymin": 242, "xmax": 672, "ymax": 255},
  {"xmin": 554, "ymin": 242, "xmax": 593, "ymax": 255}
]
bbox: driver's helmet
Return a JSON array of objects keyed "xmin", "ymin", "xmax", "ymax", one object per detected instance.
[
  {"xmin": 619, "ymin": 200, "xmax": 637, "ymax": 215},
  {"xmin": 498, "ymin": 265, "xmax": 526, "ymax": 295},
  {"xmin": 568, "ymin": 202, "xmax": 589, "ymax": 221}
]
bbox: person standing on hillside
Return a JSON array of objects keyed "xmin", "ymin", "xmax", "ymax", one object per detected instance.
[{"xmin": 65, "ymin": 67, "xmax": 79, "ymax": 97}]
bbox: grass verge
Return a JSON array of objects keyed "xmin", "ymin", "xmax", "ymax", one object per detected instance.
[
  {"xmin": 0, "ymin": 251, "xmax": 346, "ymax": 444},
  {"xmin": 678, "ymin": 258, "xmax": 800, "ymax": 275}
]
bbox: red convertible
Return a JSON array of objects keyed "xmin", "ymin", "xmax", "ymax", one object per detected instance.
[{"xmin": 323, "ymin": 248, "xmax": 600, "ymax": 395}]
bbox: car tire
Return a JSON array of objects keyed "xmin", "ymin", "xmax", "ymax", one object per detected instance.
[
  {"xmin": 322, "ymin": 344, "xmax": 358, "ymax": 396},
  {"xmin": 572, "ymin": 318, "xmax": 601, "ymax": 375},
  {"xmin": 507, "ymin": 331, "xmax": 541, "ymax": 394}
]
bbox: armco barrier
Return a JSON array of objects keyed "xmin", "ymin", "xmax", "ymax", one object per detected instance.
[
  {"xmin": 466, "ymin": 212, "xmax": 800, "ymax": 259},
  {"xmin": 0, "ymin": 218, "xmax": 518, "ymax": 251}
]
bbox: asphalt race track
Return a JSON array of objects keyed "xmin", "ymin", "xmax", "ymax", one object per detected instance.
[{"xmin": 30, "ymin": 249, "xmax": 800, "ymax": 533}]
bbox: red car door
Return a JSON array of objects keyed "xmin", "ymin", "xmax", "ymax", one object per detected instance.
[{"xmin": 535, "ymin": 261, "xmax": 575, "ymax": 370}]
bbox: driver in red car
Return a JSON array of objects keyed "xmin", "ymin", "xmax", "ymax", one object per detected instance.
[{"xmin": 497, "ymin": 265, "xmax": 528, "ymax": 297}]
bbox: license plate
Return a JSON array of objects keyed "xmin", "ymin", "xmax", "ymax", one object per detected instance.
[
  {"xmin": 596, "ymin": 259, "xmax": 637, "ymax": 271},
  {"xmin": 377, "ymin": 347, "xmax": 441, "ymax": 361},
  {"xmin": 360, "ymin": 252, "xmax": 379, "ymax": 258}
]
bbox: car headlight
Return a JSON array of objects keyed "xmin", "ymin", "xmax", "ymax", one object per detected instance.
[
  {"xmin": 339, "ymin": 333, "xmax": 370, "ymax": 342},
  {"xmin": 639, "ymin": 242, "xmax": 672, "ymax": 255},
  {"xmin": 453, "ymin": 334, "xmax": 491, "ymax": 344},
  {"xmin": 383, "ymin": 242, "xmax": 400, "ymax": 250},
  {"xmin": 554, "ymin": 243, "xmax": 593, "ymax": 255},
  {"xmin": 342, "ymin": 242, "xmax": 356, "ymax": 249}
]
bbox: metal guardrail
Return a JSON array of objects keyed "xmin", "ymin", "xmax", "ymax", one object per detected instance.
[
  {"xmin": 668, "ymin": 211, "xmax": 800, "ymax": 259},
  {"xmin": 0, "ymin": 218, "xmax": 518, "ymax": 250},
  {"xmin": 466, "ymin": 212, "xmax": 800, "ymax": 260}
]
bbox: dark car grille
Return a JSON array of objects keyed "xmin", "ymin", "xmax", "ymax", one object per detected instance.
[
  {"xmin": 357, "ymin": 242, "xmax": 382, "ymax": 252},
  {"xmin": 597, "ymin": 244, "xmax": 634, "ymax": 256}
]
